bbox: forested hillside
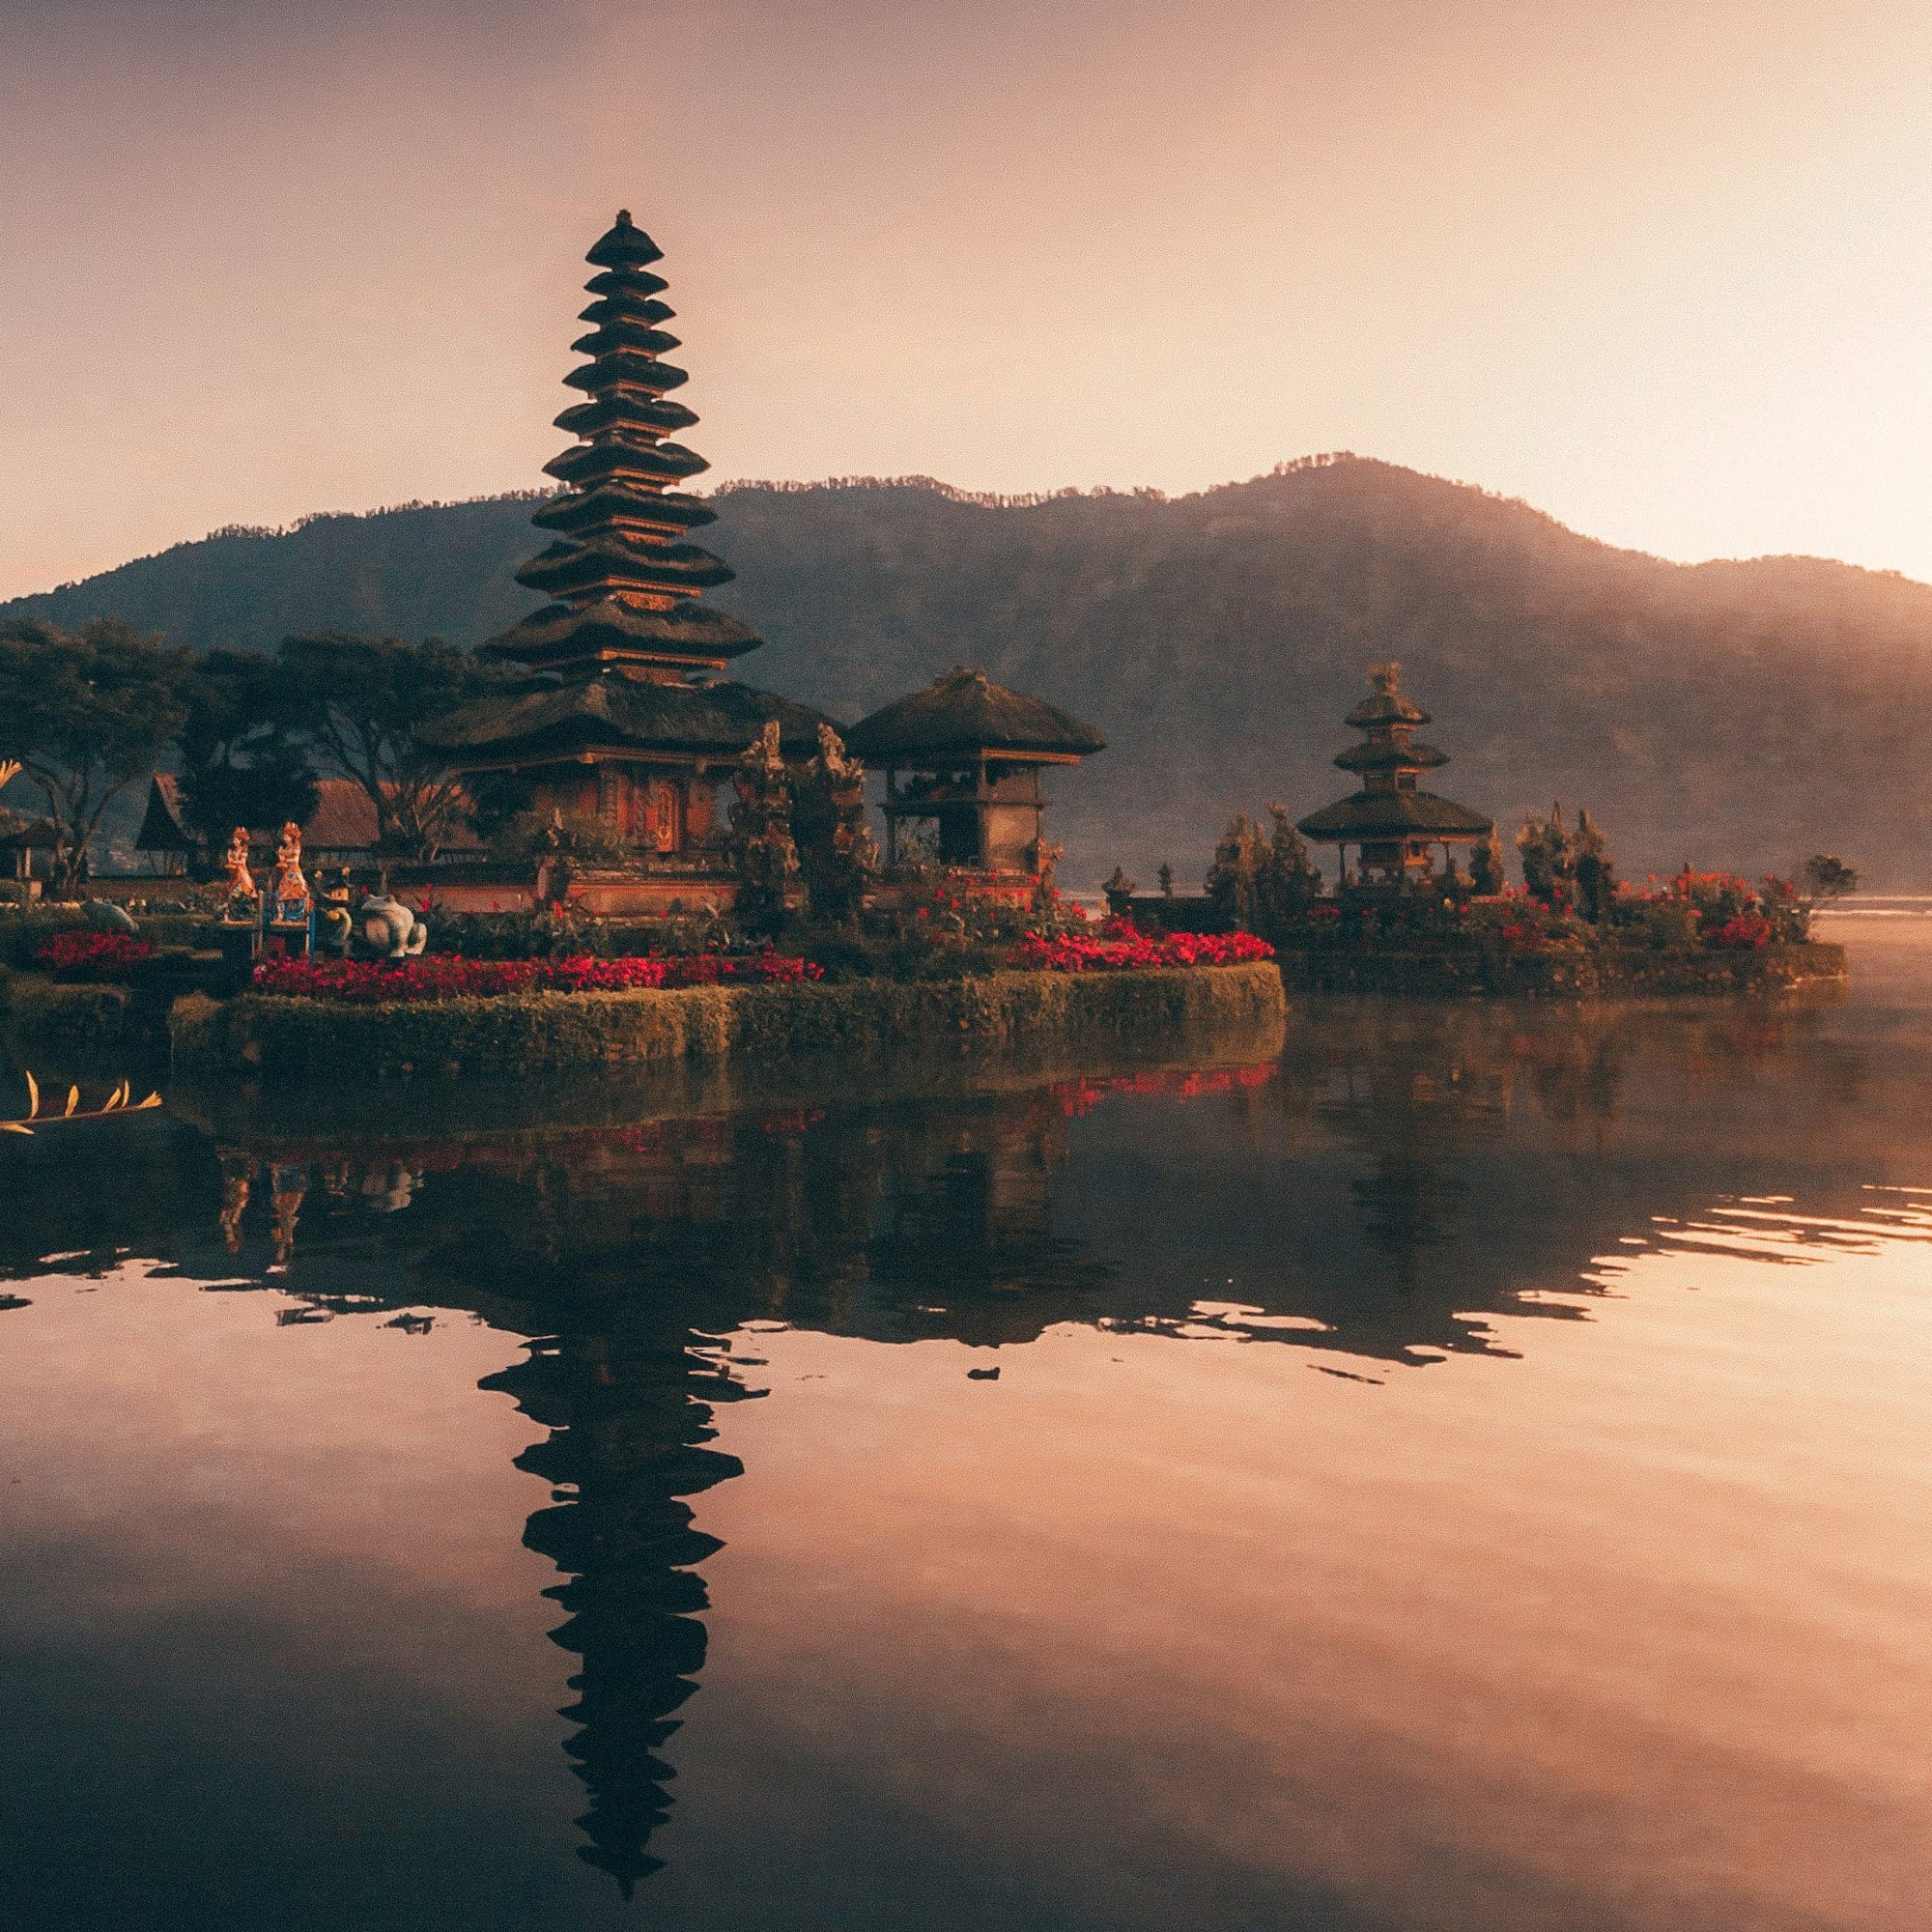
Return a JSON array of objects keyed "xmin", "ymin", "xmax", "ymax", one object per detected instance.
[{"xmin": 9, "ymin": 457, "xmax": 1929, "ymax": 885}]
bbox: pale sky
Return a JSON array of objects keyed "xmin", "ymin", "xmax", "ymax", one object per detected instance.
[{"xmin": 3, "ymin": 0, "xmax": 1931, "ymax": 600}]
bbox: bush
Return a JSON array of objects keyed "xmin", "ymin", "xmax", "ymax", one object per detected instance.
[
  {"xmin": 172, "ymin": 962, "xmax": 1289, "ymax": 1079},
  {"xmin": 430, "ymin": 906, "xmax": 735, "ymax": 960},
  {"xmin": 490, "ymin": 809, "xmax": 631, "ymax": 869},
  {"xmin": 1008, "ymin": 920, "xmax": 1275, "ymax": 972},
  {"xmin": 0, "ymin": 974, "xmax": 131, "ymax": 1055},
  {"xmin": 0, "ymin": 908, "xmax": 220, "ymax": 970},
  {"xmin": 32, "ymin": 930, "xmax": 153, "ymax": 980}
]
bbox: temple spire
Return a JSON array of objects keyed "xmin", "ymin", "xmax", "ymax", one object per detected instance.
[{"xmin": 486, "ymin": 213, "xmax": 764, "ymax": 679}]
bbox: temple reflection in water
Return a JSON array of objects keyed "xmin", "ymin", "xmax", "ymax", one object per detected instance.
[{"xmin": 0, "ymin": 992, "xmax": 1899, "ymax": 1894}]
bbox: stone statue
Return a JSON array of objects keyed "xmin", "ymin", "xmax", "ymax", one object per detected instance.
[
  {"xmin": 82, "ymin": 897, "xmax": 138, "ymax": 934},
  {"xmin": 319, "ymin": 867, "xmax": 355, "ymax": 956},
  {"xmin": 358, "ymin": 894, "xmax": 429, "ymax": 958}
]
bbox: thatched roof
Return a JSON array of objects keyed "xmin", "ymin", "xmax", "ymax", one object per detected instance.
[
  {"xmin": 562, "ymin": 352, "xmax": 689, "ymax": 397},
  {"xmin": 844, "ymin": 668, "xmax": 1105, "ymax": 760},
  {"xmin": 554, "ymin": 394, "xmax": 697, "ymax": 439},
  {"xmin": 421, "ymin": 671, "xmax": 833, "ymax": 760},
  {"xmin": 543, "ymin": 438, "xmax": 708, "ymax": 489},
  {"xmin": 514, "ymin": 536, "xmax": 733, "ymax": 600},
  {"xmin": 584, "ymin": 210, "xmax": 664, "ymax": 270},
  {"xmin": 135, "ymin": 774, "xmax": 191, "ymax": 851},
  {"xmin": 570, "ymin": 322, "xmax": 681, "ymax": 360},
  {"xmin": 578, "ymin": 294, "xmax": 675, "ymax": 328},
  {"xmin": 480, "ymin": 597, "xmax": 761, "ymax": 666},
  {"xmin": 583, "ymin": 267, "xmax": 670, "ymax": 301},
  {"xmin": 134, "ymin": 777, "xmax": 483, "ymax": 855},
  {"xmin": 1333, "ymin": 739, "xmax": 1449, "ymax": 774},
  {"xmin": 1296, "ymin": 791, "xmax": 1492, "ymax": 840},
  {"xmin": 529, "ymin": 486, "xmax": 716, "ymax": 538}
]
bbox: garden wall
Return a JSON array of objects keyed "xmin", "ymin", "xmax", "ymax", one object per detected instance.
[
  {"xmin": 1274, "ymin": 941, "xmax": 1847, "ymax": 998},
  {"xmin": 168, "ymin": 960, "xmax": 1288, "ymax": 1080}
]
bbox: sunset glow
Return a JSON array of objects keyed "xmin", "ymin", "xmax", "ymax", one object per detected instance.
[{"xmin": 5, "ymin": 0, "xmax": 1932, "ymax": 599}]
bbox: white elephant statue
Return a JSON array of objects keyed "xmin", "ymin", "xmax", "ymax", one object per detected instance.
[{"xmin": 358, "ymin": 895, "xmax": 429, "ymax": 959}]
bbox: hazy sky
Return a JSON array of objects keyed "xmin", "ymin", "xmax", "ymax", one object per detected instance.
[{"xmin": 4, "ymin": 0, "xmax": 1932, "ymax": 599}]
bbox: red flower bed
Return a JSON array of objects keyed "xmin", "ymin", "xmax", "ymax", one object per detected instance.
[
  {"xmin": 251, "ymin": 951, "xmax": 823, "ymax": 1003},
  {"xmin": 1007, "ymin": 920, "xmax": 1275, "ymax": 974},
  {"xmin": 31, "ymin": 929, "xmax": 153, "ymax": 980},
  {"xmin": 1708, "ymin": 912, "xmax": 1776, "ymax": 951}
]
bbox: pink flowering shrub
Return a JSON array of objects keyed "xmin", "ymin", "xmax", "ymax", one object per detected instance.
[
  {"xmin": 31, "ymin": 929, "xmax": 153, "ymax": 980},
  {"xmin": 1007, "ymin": 918, "xmax": 1274, "ymax": 973}
]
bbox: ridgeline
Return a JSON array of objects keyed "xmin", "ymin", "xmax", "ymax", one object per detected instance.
[{"xmin": 8, "ymin": 456, "xmax": 1929, "ymax": 885}]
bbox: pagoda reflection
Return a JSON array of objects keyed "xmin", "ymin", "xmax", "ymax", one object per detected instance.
[
  {"xmin": 483, "ymin": 1319, "xmax": 755, "ymax": 1894},
  {"xmin": 2, "ymin": 998, "xmax": 1899, "ymax": 1895}
]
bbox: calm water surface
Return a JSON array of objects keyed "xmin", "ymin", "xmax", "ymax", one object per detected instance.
[{"xmin": 2, "ymin": 919, "xmax": 1929, "ymax": 1931}]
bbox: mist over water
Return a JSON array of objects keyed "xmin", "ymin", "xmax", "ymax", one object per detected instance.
[{"xmin": 1, "ymin": 917, "xmax": 1928, "ymax": 1931}]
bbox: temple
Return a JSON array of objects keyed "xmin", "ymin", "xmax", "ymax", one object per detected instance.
[
  {"xmin": 845, "ymin": 668, "xmax": 1103, "ymax": 880},
  {"xmin": 422, "ymin": 213, "xmax": 828, "ymax": 910},
  {"xmin": 1296, "ymin": 664, "xmax": 1492, "ymax": 884}
]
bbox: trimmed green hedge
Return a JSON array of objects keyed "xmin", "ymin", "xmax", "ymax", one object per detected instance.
[
  {"xmin": 0, "ymin": 967, "xmax": 133, "ymax": 1056},
  {"xmin": 169, "ymin": 961, "xmax": 1288, "ymax": 1080},
  {"xmin": 0, "ymin": 908, "xmax": 218, "ymax": 968},
  {"xmin": 1274, "ymin": 941, "xmax": 1848, "ymax": 997}
]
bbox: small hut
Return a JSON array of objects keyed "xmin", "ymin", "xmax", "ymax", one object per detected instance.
[
  {"xmin": 844, "ymin": 668, "xmax": 1103, "ymax": 875},
  {"xmin": 0, "ymin": 816, "xmax": 59, "ymax": 888},
  {"xmin": 1297, "ymin": 665, "xmax": 1492, "ymax": 885},
  {"xmin": 134, "ymin": 776, "xmax": 484, "ymax": 873}
]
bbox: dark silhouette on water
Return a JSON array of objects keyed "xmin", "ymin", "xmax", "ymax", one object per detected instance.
[
  {"xmin": 485, "ymin": 1322, "xmax": 754, "ymax": 1894},
  {"xmin": 5, "ymin": 993, "xmax": 1921, "ymax": 1906}
]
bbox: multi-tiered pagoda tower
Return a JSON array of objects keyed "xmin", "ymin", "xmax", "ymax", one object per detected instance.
[
  {"xmin": 1296, "ymin": 664, "xmax": 1492, "ymax": 885},
  {"xmin": 425, "ymin": 213, "xmax": 827, "ymax": 908}
]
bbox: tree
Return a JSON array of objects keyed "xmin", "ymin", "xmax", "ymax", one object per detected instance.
[
  {"xmin": 0, "ymin": 619, "xmax": 189, "ymax": 895},
  {"xmin": 176, "ymin": 649, "xmax": 319, "ymax": 860},
  {"xmin": 1801, "ymin": 854, "xmax": 1860, "ymax": 905},
  {"xmin": 278, "ymin": 633, "xmax": 495, "ymax": 863}
]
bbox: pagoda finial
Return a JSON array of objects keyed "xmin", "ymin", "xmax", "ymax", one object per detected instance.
[
  {"xmin": 1371, "ymin": 662, "xmax": 1401, "ymax": 695},
  {"xmin": 615, "ymin": 208, "xmax": 632, "ymax": 224}
]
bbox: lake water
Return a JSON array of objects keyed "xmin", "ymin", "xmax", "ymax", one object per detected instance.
[{"xmin": 2, "ymin": 918, "xmax": 1928, "ymax": 1931}]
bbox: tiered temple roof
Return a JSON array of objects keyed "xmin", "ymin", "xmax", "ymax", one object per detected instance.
[
  {"xmin": 499, "ymin": 211, "xmax": 758, "ymax": 674},
  {"xmin": 1297, "ymin": 664, "xmax": 1491, "ymax": 855},
  {"xmin": 422, "ymin": 213, "xmax": 830, "ymax": 766}
]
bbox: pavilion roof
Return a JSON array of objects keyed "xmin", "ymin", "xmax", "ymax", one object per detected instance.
[
  {"xmin": 479, "ymin": 596, "xmax": 762, "ymax": 666},
  {"xmin": 1295, "ymin": 791, "xmax": 1493, "ymax": 839},
  {"xmin": 1333, "ymin": 739, "xmax": 1450, "ymax": 773},
  {"xmin": 844, "ymin": 668, "xmax": 1105, "ymax": 760},
  {"xmin": 420, "ymin": 672, "xmax": 833, "ymax": 761},
  {"xmin": 542, "ymin": 438, "xmax": 708, "ymax": 488},
  {"xmin": 528, "ymin": 485, "xmax": 717, "ymax": 538}
]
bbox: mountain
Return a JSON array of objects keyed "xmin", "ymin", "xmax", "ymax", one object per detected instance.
[{"xmin": 7, "ymin": 457, "xmax": 1930, "ymax": 887}]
